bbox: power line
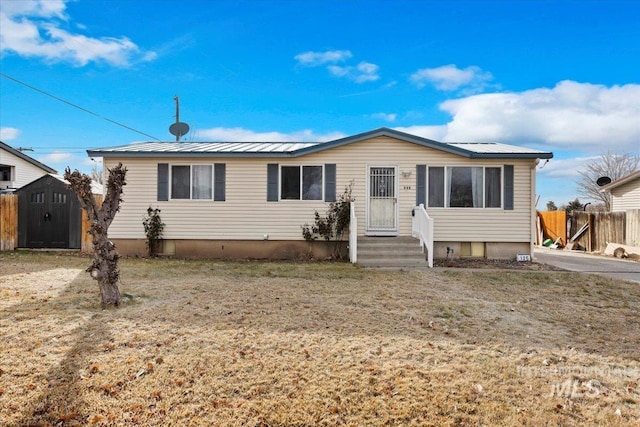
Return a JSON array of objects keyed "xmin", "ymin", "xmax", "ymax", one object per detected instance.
[{"xmin": 0, "ymin": 72, "xmax": 162, "ymax": 141}]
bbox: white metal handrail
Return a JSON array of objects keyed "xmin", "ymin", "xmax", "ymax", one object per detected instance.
[
  {"xmin": 349, "ymin": 202, "xmax": 357, "ymax": 263},
  {"xmin": 412, "ymin": 203, "xmax": 434, "ymax": 267}
]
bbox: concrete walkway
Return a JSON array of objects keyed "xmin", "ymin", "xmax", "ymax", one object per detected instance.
[{"xmin": 534, "ymin": 247, "xmax": 640, "ymax": 284}]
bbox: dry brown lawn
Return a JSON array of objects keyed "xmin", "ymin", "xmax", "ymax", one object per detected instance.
[{"xmin": 0, "ymin": 252, "xmax": 638, "ymax": 426}]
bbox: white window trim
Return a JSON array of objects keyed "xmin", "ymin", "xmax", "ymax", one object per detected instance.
[
  {"xmin": 279, "ymin": 164, "xmax": 324, "ymax": 201},
  {"xmin": 169, "ymin": 164, "xmax": 215, "ymax": 201},
  {"xmin": 427, "ymin": 165, "xmax": 504, "ymax": 209}
]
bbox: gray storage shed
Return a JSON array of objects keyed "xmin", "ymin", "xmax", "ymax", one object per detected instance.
[{"xmin": 17, "ymin": 174, "xmax": 82, "ymax": 249}]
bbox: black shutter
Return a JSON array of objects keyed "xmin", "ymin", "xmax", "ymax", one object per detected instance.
[
  {"xmin": 504, "ymin": 164, "xmax": 514, "ymax": 210},
  {"xmin": 267, "ymin": 164, "xmax": 279, "ymax": 202},
  {"xmin": 157, "ymin": 163, "xmax": 168, "ymax": 201},
  {"xmin": 324, "ymin": 164, "xmax": 336, "ymax": 202},
  {"xmin": 416, "ymin": 164, "xmax": 426, "ymax": 206},
  {"xmin": 214, "ymin": 163, "xmax": 226, "ymax": 201}
]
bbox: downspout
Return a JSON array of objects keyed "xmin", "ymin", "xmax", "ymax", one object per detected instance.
[{"xmin": 530, "ymin": 159, "xmax": 540, "ymax": 257}]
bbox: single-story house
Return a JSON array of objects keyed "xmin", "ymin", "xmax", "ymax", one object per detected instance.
[
  {"xmin": 87, "ymin": 127, "xmax": 553, "ymax": 263},
  {"xmin": 1, "ymin": 141, "xmax": 57, "ymax": 191},
  {"xmin": 599, "ymin": 170, "xmax": 640, "ymax": 212}
]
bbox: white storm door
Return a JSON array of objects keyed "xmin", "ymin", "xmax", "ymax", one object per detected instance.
[{"xmin": 367, "ymin": 166, "xmax": 398, "ymax": 234}]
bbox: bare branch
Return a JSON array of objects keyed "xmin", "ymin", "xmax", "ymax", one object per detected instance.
[{"xmin": 576, "ymin": 151, "xmax": 640, "ymax": 210}]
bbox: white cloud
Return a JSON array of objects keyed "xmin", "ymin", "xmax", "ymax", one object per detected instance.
[
  {"xmin": 0, "ymin": 0, "xmax": 155, "ymax": 67},
  {"xmin": 296, "ymin": 49, "xmax": 380, "ymax": 84},
  {"xmin": 328, "ymin": 61, "xmax": 380, "ymax": 83},
  {"xmin": 355, "ymin": 62, "xmax": 380, "ymax": 83},
  {"xmin": 410, "ymin": 64, "xmax": 493, "ymax": 92},
  {"xmin": 327, "ymin": 65, "xmax": 349, "ymax": 77},
  {"xmin": 434, "ymin": 80, "xmax": 640, "ymax": 152},
  {"xmin": 0, "ymin": 0, "xmax": 67, "ymax": 18},
  {"xmin": 536, "ymin": 156, "xmax": 596, "ymax": 179},
  {"xmin": 38, "ymin": 151, "xmax": 74, "ymax": 163},
  {"xmin": 29, "ymin": 151, "xmax": 98, "ymax": 175},
  {"xmin": 370, "ymin": 113, "xmax": 397, "ymax": 122},
  {"xmin": 294, "ymin": 50, "xmax": 352, "ymax": 67},
  {"xmin": 0, "ymin": 127, "xmax": 21, "ymax": 141},
  {"xmin": 195, "ymin": 127, "xmax": 346, "ymax": 142}
]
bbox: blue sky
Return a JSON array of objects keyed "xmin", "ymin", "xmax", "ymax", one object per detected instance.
[{"xmin": 1, "ymin": 0, "xmax": 639, "ymax": 207}]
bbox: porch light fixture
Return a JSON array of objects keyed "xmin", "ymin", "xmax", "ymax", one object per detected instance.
[{"xmin": 401, "ymin": 170, "xmax": 412, "ymax": 178}]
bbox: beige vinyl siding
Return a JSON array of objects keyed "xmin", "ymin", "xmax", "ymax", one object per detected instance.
[
  {"xmin": 106, "ymin": 158, "xmax": 334, "ymax": 240},
  {"xmin": 104, "ymin": 136, "xmax": 537, "ymax": 242},
  {"xmin": 0, "ymin": 149, "xmax": 50, "ymax": 189},
  {"xmin": 610, "ymin": 178, "xmax": 640, "ymax": 211}
]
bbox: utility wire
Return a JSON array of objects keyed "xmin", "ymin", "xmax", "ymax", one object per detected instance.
[{"xmin": 0, "ymin": 72, "xmax": 162, "ymax": 141}]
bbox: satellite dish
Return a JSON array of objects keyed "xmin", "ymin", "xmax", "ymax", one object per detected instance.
[
  {"xmin": 169, "ymin": 122, "xmax": 190, "ymax": 139},
  {"xmin": 596, "ymin": 176, "xmax": 612, "ymax": 186},
  {"xmin": 169, "ymin": 95, "xmax": 190, "ymax": 141}
]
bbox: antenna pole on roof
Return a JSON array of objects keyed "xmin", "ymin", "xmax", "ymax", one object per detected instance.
[
  {"xmin": 174, "ymin": 95, "xmax": 180, "ymax": 124},
  {"xmin": 169, "ymin": 95, "xmax": 190, "ymax": 142}
]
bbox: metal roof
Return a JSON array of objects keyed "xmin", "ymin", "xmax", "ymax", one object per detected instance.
[
  {"xmin": 87, "ymin": 128, "xmax": 553, "ymax": 160},
  {"xmin": 447, "ymin": 142, "xmax": 550, "ymax": 155},
  {"xmin": 16, "ymin": 173, "xmax": 104, "ymax": 195},
  {"xmin": 599, "ymin": 170, "xmax": 640, "ymax": 192},
  {"xmin": 90, "ymin": 141, "xmax": 319, "ymax": 156}
]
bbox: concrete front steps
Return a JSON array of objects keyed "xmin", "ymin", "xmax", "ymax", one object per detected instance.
[{"xmin": 357, "ymin": 236, "xmax": 428, "ymax": 268}]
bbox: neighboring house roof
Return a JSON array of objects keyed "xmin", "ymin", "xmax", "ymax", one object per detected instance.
[
  {"xmin": 599, "ymin": 170, "xmax": 640, "ymax": 192},
  {"xmin": 0, "ymin": 141, "xmax": 57, "ymax": 174},
  {"xmin": 87, "ymin": 127, "xmax": 553, "ymax": 160},
  {"xmin": 17, "ymin": 173, "xmax": 104, "ymax": 195},
  {"xmin": 51, "ymin": 174, "xmax": 104, "ymax": 196}
]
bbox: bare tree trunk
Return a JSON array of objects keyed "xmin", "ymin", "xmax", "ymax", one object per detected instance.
[
  {"xmin": 89, "ymin": 236, "xmax": 121, "ymax": 306},
  {"xmin": 64, "ymin": 163, "xmax": 127, "ymax": 307}
]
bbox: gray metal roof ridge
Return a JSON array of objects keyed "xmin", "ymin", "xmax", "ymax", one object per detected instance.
[{"xmin": 86, "ymin": 127, "xmax": 553, "ymax": 159}]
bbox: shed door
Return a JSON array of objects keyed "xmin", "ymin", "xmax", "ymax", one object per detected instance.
[
  {"xmin": 49, "ymin": 191, "xmax": 70, "ymax": 247},
  {"xmin": 25, "ymin": 181, "xmax": 70, "ymax": 248},
  {"xmin": 367, "ymin": 166, "xmax": 398, "ymax": 235}
]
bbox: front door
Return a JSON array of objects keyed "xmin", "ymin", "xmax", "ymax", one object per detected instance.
[{"xmin": 367, "ymin": 166, "xmax": 397, "ymax": 235}]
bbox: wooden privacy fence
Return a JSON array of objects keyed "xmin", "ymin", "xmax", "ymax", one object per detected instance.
[
  {"xmin": 0, "ymin": 193, "xmax": 101, "ymax": 252},
  {"xmin": 0, "ymin": 194, "xmax": 18, "ymax": 251},
  {"xmin": 537, "ymin": 210, "xmax": 566, "ymax": 246},
  {"xmin": 568, "ymin": 211, "xmax": 626, "ymax": 253},
  {"xmin": 80, "ymin": 194, "xmax": 103, "ymax": 252},
  {"xmin": 628, "ymin": 210, "xmax": 640, "ymax": 247},
  {"xmin": 538, "ymin": 209, "xmax": 639, "ymax": 252}
]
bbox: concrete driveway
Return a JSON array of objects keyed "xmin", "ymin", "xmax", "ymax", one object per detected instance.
[{"xmin": 534, "ymin": 247, "xmax": 640, "ymax": 284}]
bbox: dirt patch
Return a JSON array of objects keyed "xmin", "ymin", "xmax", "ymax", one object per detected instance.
[
  {"xmin": 434, "ymin": 257, "xmax": 564, "ymax": 270},
  {"xmin": 1, "ymin": 252, "xmax": 638, "ymax": 426}
]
